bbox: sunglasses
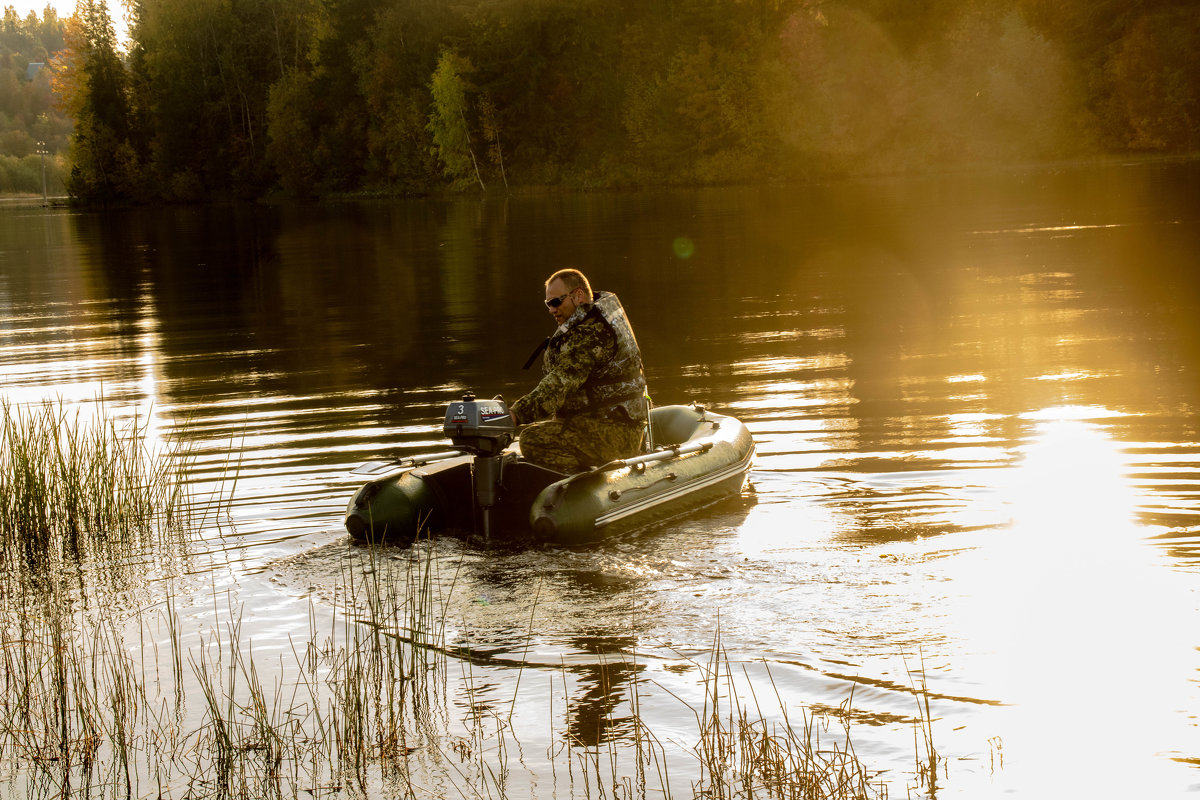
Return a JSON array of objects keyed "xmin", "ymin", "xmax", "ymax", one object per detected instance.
[{"xmin": 545, "ymin": 292, "xmax": 572, "ymax": 309}]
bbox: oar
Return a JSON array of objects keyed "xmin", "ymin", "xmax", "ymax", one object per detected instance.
[
  {"xmin": 607, "ymin": 440, "xmax": 713, "ymax": 471},
  {"xmin": 548, "ymin": 440, "xmax": 714, "ymax": 490},
  {"xmin": 537, "ymin": 441, "xmax": 715, "ymax": 512},
  {"xmin": 350, "ymin": 450, "xmax": 462, "ymax": 476}
]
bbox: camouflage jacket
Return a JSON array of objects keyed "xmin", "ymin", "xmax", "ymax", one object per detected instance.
[{"xmin": 511, "ymin": 291, "xmax": 648, "ymax": 426}]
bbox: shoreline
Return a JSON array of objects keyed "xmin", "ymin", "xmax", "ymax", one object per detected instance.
[{"xmin": 3, "ymin": 153, "xmax": 1197, "ymax": 206}]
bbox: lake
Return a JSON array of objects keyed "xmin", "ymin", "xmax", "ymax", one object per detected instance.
[{"xmin": 1, "ymin": 161, "xmax": 1199, "ymax": 798}]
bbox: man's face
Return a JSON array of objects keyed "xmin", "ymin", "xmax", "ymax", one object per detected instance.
[{"xmin": 544, "ymin": 279, "xmax": 578, "ymax": 326}]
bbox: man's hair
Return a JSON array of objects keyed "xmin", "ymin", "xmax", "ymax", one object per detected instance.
[{"xmin": 547, "ymin": 268, "xmax": 592, "ymax": 298}]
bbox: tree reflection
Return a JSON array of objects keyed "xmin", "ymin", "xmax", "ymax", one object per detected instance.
[{"xmin": 562, "ymin": 633, "xmax": 643, "ymax": 747}]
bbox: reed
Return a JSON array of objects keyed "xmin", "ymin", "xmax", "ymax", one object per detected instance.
[
  {"xmin": 180, "ymin": 598, "xmax": 335, "ymax": 800},
  {"xmin": 0, "ymin": 452, "xmax": 943, "ymax": 800},
  {"xmin": 0, "ymin": 581, "xmax": 155, "ymax": 794},
  {"xmin": 904, "ymin": 652, "xmax": 940, "ymax": 797},
  {"xmin": 684, "ymin": 629, "xmax": 886, "ymax": 800},
  {"xmin": 0, "ymin": 398, "xmax": 201, "ymax": 575},
  {"xmin": 0, "ymin": 395, "xmax": 239, "ymax": 797},
  {"xmin": 355, "ymin": 534, "xmax": 458, "ymax": 763},
  {"xmin": 0, "ymin": 567, "xmax": 920, "ymax": 800},
  {"xmin": 557, "ymin": 648, "xmax": 675, "ymax": 800}
]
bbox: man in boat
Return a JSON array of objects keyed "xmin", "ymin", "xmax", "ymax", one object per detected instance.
[{"xmin": 509, "ymin": 269, "xmax": 649, "ymax": 475}]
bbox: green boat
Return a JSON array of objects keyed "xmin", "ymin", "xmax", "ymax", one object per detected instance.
[{"xmin": 344, "ymin": 394, "xmax": 755, "ymax": 545}]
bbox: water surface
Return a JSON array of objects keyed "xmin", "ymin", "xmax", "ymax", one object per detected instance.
[{"xmin": 2, "ymin": 162, "xmax": 1199, "ymax": 797}]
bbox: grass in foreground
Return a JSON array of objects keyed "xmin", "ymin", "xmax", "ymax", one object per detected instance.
[
  {"xmin": 0, "ymin": 397, "xmax": 941, "ymax": 798},
  {"xmin": 0, "ymin": 398, "xmax": 197, "ymax": 572},
  {"xmin": 0, "ymin": 528, "xmax": 948, "ymax": 799}
]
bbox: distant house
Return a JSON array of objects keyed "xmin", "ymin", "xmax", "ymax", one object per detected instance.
[{"xmin": 25, "ymin": 62, "xmax": 45, "ymax": 81}]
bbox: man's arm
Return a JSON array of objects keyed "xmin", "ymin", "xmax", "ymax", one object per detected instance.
[{"xmin": 510, "ymin": 323, "xmax": 611, "ymax": 424}]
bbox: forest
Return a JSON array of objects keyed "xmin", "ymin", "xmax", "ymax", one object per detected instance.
[{"xmin": 2, "ymin": 0, "xmax": 1199, "ymax": 202}]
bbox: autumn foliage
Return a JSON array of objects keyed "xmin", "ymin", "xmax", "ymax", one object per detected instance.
[{"xmin": 22, "ymin": 0, "xmax": 1200, "ymax": 202}]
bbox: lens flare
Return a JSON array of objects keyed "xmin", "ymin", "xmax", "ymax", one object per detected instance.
[{"xmin": 672, "ymin": 236, "xmax": 695, "ymax": 259}]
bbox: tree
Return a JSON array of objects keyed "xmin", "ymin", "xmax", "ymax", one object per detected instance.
[
  {"xmin": 353, "ymin": 0, "xmax": 451, "ymax": 191},
  {"xmin": 52, "ymin": 0, "xmax": 140, "ymax": 202},
  {"xmin": 1105, "ymin": 8, "xmax": 1200, "ymax": 152},
  {"xmin": 265, "ymin": 68, "xmax": 319, "ymax": 196},
  {"xmin": 261, "ymin": 0, "xmax": 378, "ymax": 195},
  {"xmin": 427, "ymin": 47, "xmax": 484, "ymax": 190},
  {"xmin": 477, "ymin": 94, "xmax": 506, "ymax": 190},
  {"xmin": 125, "ymin": 0, "xmax": 320, "ymax": 200}
]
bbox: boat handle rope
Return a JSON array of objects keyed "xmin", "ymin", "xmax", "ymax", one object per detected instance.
[{"xmin": 609, "ymin": 472, "xmax": 677, "ymax": 501}]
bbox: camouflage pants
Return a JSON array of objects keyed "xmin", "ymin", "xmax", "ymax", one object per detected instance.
[{"xmin": 518, "ymin": 414, "xmax": 645, "ymax": 475}]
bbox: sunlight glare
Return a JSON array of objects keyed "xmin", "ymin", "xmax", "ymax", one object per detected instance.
[{"xmin": 956, "ymin": 408, "xmax": 1200, "ymax": 797}]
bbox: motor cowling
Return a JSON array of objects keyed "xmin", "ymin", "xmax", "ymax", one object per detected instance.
[{"xmin": 443, "ymin": 393, "xmax": 515, "ymax": 456}]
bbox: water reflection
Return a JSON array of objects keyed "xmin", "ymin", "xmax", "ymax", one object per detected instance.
[
  {"xmin": 1, "ymin": 163, "xmax": 1199, "ymax": 796},
  {"xmin": 563, "ymin": 634, "xmax": 643, "ymax": 747}
]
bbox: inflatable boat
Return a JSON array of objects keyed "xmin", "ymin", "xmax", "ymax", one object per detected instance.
[{"xmin": 344, "ymin": 393, "xmax": 754, "ymax": 545}]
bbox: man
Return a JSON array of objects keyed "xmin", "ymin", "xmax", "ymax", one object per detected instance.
[{"xmin": 510, "ymin": 269, "xmax": 649, "ymax": 474}]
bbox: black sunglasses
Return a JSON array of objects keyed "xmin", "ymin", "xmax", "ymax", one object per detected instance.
[{"xmin": 545, "ymin": 292, "xmax": 572, "ymax": 309}]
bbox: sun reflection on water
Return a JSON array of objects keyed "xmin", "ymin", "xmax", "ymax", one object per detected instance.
[{"xmin": 955, "ymin": 407, "xmax": 1200, "ymax": 797}]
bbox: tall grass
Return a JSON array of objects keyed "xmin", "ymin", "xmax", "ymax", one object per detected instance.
[
  {"xmin": 0, "ymin": 398, "xmax": 196, "ymax": 572},
  {"xmin": 684, "ymin": 629, "xmax": 886, "ymax": 800},
  {"xmin": 0, "ymin": 395, "xmax": 231, "ymax": 796},
  {"xmin": 0, "ymin": 395, "xmax": 944, "ymax": 800},
  {"xmin": 905, "ymin": 652, "xmax": 941, "ymax": 797},
  {"xmin": 0, "ymin": 525, "xmax": 939, "ymax": 800}
]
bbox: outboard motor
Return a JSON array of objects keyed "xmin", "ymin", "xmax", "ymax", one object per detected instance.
[{"xmin": 443, "ymin": 393, "xmax": 516, "ymax": 538}]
